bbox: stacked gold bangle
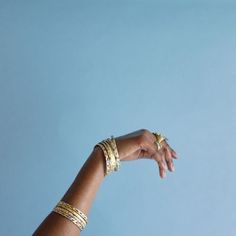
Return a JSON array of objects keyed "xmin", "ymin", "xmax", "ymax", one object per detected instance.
[
  {"xmin": 95, "ymin": 135, "xmax": 121, "ymax": 176},
  {"xmin": 53, "ymin": 201, "xmax": 88, "ymax": 231}
]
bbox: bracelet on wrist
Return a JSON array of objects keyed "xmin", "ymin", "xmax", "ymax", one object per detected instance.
[{"xmin": 95, "ymin": 135, "xmax": 121, "ymax": 176}]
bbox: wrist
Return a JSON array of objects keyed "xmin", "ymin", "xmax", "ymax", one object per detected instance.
[{"xmin": 90, "ymin": 146, "xmax": 106, "ymax": 176}]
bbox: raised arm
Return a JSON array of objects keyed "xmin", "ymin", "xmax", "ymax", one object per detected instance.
[{"xmin": 33, "ymin": 129, "xmax": 178, "ymax": 236}]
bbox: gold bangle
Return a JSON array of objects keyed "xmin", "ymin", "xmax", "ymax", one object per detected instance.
[
  {"xmin": 96, "ymin": 142, "xmax": 113, "ymax": 175},
  {"xmin": 57, "ymin": 201, "xmax": 88, "ymax": 225},
  {"xmin": 95, "ymin": 136, "xmax": 121, "ymax": 176},
  {"xmin": 100, "ymin": 139, "xmax": 120, "ymax": 173},
  {"xmin": 57, "ymin": 201, "xmax": 88, "ymax": 222},
  {"xmin": 102, "ymin": 140, "xmax": 117, "ymax": 171},
  {"xmin": 53, "ymin": 206, "xmax": 85, "ymax": 230},
  {"xmin": 104, "ymin": 138, "xmax": 120, "ymax": 171},
  {"xmin": 53, "ymin": 201, "xmax": 88, "ymax": 231},
  {"xmin": 110, "ymin": 136, "xmax": 120, "ymax": 171}
]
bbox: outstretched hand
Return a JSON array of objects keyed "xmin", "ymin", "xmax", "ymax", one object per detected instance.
[{"xmin": 115, "ymin": 129, "xmax": 178, "ymax": 178}]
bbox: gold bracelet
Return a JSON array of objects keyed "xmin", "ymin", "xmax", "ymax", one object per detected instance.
[
  {"xmin": 109, "ymin": 136, "xmax": 120, "ymax": 171},
  {"xmin": 95, "ymin": 136, "xmax": 121, "ymax": 176},
  {"xmin": 53, "ymin": 201, "xmax": 88, "ymax": 231},
  {"xmin": 104, "ymin": 138, "xmax": 120, "ymax": 171},
  {"xmin": 56, "ymin": 201, "xmax": 87, "ymax": 228},
  {"xmin": 102, "ymin": 140, "xmax": 117, "ymax": 171},
  {"xmin": 57, "ymin": 201, "xmax": 88, "ymax": 223},
  {"xmin": 53, "ymin": 206, "xmax": 84, "ymax": 230},
  {"xmin": 96, "ymin": 142, "xmax": 113, "ymax": 175}
]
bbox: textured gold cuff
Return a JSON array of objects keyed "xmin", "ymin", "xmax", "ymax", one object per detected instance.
[{"xmin": 95, "ymin": 136, "xmax": 121, "ymax": 176}]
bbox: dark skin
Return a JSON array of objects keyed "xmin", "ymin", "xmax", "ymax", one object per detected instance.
[{"xmin": 33, "ymin": 129, "xmax": 178, "ymax": 236}]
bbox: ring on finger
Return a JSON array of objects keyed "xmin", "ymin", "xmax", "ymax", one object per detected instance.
[
  {"xmin": 152, "ymin": 132, "xmax": 168, "ymax": 144},
  {"xmin": 154, "ymin": 141, "xmax": 162, "ymax": 151}
]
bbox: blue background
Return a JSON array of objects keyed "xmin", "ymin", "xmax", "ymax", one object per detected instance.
[{"xmin": 1, "ymin": 1, "xmax": 236, "ymax": 235}]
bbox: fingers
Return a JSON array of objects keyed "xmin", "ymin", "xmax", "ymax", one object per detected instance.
[
  {"xmin": 155, "ymin": 154, "xmax": 168, "ymax": 178},
  {"xmin": 170, "ymin": 148, "xmax": 178, "ymax": 159},
  {"xmin": 141, "ymin": 141, "xmax": 169, "ymax": 179},
  {"xmin": 163, "ymin": 141, "xmax": 178, "ymax": 159},
  {"xmin": 152, "ymin": 141, "xmax": 176, "ymax": 178},
  {"xmin": 164, "ymin": 147, "xmax": 175, "ymax": 172},
  {"xmin": 138, "ymin": 141, "xmax": 166, "ymax": 178},
  {"xmin": 136, "ymin": 129, "xmax": 178, "ymax": 179}
]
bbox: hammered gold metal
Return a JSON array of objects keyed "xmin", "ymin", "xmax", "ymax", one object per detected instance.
[
  {"xmin": 154, "ymin": 141, "xmax": 162, "ymax": 150},
  {"xmin": 152, "ymin": 132, "xmax": 167, "ymax": 144},
  {"xmin": 102, "ymin": 140, "xmax": 117, "ymax": 171},
  {"xmin": 95, "ymin": 136, "xmax": 121, "ymax": 176},
  {"xmin": 110, "ymin": 136, "xmax": 120, "ymax": 171},
  {"xmin": 96, "ymin": 142, "xmax": 112, "ymax": 176}
]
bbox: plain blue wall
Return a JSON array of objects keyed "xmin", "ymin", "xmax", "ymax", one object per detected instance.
[{"xmin": 1, "ymin": 1, "xmax": 236, "ymax": 235}]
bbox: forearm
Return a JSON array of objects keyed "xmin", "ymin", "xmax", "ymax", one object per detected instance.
[
  {"xmin": 33, "ymin": 129, "xmax": 177, "ymax": 235},
  {"xmin": 33, "ymin": 146, "xmax": 105, "ymax": 236}
]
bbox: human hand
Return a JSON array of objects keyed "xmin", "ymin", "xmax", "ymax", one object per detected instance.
[{"xmin": 115, "ymin": 129, "xmax": 178, "ymax": 178}]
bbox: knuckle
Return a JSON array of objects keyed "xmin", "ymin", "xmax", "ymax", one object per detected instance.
[
  {"xmin": 136, "ymin": 136, "xmax": 146, "ymax": 150},
  {"xmin": 138, "ymin": 133, "xmax": 147, "ymax": 143},
  {"xmin": 140, "ymin": 128, "xmax": 150, "ymax": 136}
]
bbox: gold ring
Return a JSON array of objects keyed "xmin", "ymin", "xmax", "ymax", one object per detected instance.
[
  {"xmin": 154, "ymin": 141, "xmax": 162, "ymax": 150},
  {"xmin": 152, "ymin": 132, "xmax": 167, "ymax": 143}
]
